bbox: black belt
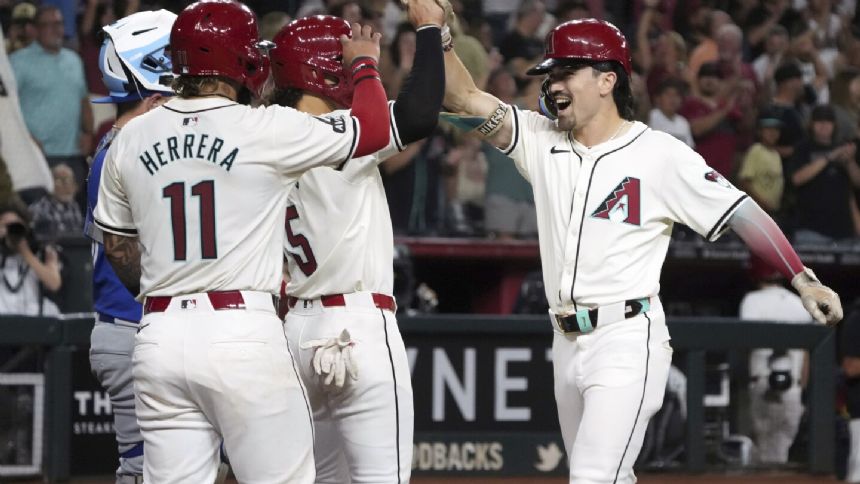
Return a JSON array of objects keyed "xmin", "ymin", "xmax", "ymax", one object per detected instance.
[{"xmin": 554, "ymin": 298, "xmax": 650, "ymax": 334}]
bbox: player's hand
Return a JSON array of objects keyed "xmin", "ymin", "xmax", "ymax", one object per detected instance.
[
  {"xmin": 791, "ymin": 267, "xmax": 843, "ymax": 326},
  {"xmin": 403, "ymin": 0, "xmax": 448, "ymax": 28},
  {"xmin": 300, "ymin": 329, "xmax": 359, "ymax": 389},
  {"xmin": 341, "ymin": 23, "xmax": 382, "ymax": 66}
]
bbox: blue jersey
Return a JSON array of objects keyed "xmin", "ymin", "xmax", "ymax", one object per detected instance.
[{"xmin": 85, "ymin": 130, "xmax": 142, "ymax": 323}]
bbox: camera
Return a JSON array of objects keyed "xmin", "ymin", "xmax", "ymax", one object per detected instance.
[{"xmin": 6, "ymin": 222, "xmax": 28, "ymax": 245}]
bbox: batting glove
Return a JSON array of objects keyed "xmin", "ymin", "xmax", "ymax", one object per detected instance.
[
  {"xmin": 791, "ymin": 267, "xmax": 843, "ymax": 326},
  {"xmin": 300, "ymin": 329, "xmax": 359, "ymax": 389}
]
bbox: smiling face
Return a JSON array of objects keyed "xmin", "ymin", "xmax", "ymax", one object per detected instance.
[{"xmin": 546, "ymin": 64, "xmax": 615, "ymax": 132}]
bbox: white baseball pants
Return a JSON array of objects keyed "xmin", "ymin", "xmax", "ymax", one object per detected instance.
[
  {"xmin": 132, "ymin": 291, "xmax": 314, "ymax": 484},
  {"xmin": 552, "ymin": 298, "xmax": 672, "ymax": 484},
  {"xmin": 285, "ymin": 291, "xmax": 414, "ymax": 484}
]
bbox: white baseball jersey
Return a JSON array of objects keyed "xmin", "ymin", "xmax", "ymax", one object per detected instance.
[
  {"xmin": 94, "ymin": 97, "xmax": 363, "ymax": 298},
  {"xmin": 501, "ymin": 106, "xmax": 748, "ymax": 313},
  {"xmin": 284, "ymin": 102, "xmax": 401, "ymax": 298}
]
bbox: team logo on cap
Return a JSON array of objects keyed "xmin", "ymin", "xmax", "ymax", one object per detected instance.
[{"xmin": 592, "ymin": 176, "xmax": 641, "ymax": 226}]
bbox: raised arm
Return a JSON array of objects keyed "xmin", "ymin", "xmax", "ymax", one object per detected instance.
[
  {"xmin": 390, "ymin": 0, "xmax": 446, "ymax": 145},
  {"xmin": 341, "ymin": 23, "xmax": 391, "ymax": 157}
]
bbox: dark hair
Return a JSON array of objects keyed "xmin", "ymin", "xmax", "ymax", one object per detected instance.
[
  {"xmin": 115, "ymin": 98, "xmax": 144, "ymax": 117},
  {"xmin": 172, "ymin": 75, "xmax": 251, "ymax": 104},
  {"xmin": 34, "ymin": 5, "xmax": 61, "ymax": 24},
  {"xmin": 389, "ymin": 22, "xmax": 416, "ymax": 69},
  {"xmin": 267, "ymin": 86, "xmax": 303, "ymax": 109},
  {"xmin": 0, "ymin": 200, "xmax": 32, "ymax": 227},
  {"xmin": 592, "ymin": 61, "xmax": 635, "ymax": 120},
  {"xmin": 654, "ymin": 78, "xmax": 686, "ymax": 97}
]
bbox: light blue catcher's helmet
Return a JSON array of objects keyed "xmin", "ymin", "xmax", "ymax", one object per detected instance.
[{"xmin": 93, "ymin": 9, "xmax": 177, "ymax": 104}]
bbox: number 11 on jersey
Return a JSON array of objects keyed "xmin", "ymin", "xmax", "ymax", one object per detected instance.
[{"xmin": 163, "ymin": 180, "xmax": 218, "ymax": 261}]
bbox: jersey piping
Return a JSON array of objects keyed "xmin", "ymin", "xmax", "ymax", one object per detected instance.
[
  {"xmin": 569, "ymin": 127, "xmax": 648, "ymax": 311},
  {"xmin": 94, "ymin": 218, "xmax": 138, "ymax": 236},
  {"xmin": 502, "ymin": 107, "xmax": 521, "ymax": 156},
  {"xmin": 706, "ymin": 194, "xmax": 748, "ymax": 241},
  {"xmin": 613, "ymin": 311, "xmax": 652, "ymax": 483}
]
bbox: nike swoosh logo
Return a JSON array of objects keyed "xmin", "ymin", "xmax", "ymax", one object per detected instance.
[
  {"xmin": 550, "ymin": 146, "xmax": 570, "ymax": 154},
  {"xmin": 132, "ymin": 27, "xmax": 158, "ymax": 36}
]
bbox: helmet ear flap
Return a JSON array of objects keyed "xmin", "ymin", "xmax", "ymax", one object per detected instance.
[{"xmin": 538, "ymin": 78, "xmax": 558, "ymax": 120}]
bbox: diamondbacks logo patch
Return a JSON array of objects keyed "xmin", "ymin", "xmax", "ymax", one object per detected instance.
[
  {"xmin": 591, "ymin": 177, "xmax": 641, "ymax": 225},
  {"xmin": 704, "ymin": 170, "xmax": 733, "ymax": 189}
]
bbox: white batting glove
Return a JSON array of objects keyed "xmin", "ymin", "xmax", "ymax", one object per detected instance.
[
  {"xmin": 791, "ymin": 267, "xmax": 843, "ymax": 326},
  {"xmin": 300, "ymin": 329, "xmax": 358, "ymax": 389}
]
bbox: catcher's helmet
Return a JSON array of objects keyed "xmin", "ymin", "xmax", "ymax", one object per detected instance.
[
  {"xmin": 93, "ymin": 9, "xmax": 176, "ymax": 104},
  {"xmin": 170, "ymin": 0, "xmax": 270, "ymax": 98},
  {"xmin": 270, "ymin": 15, "xmax": 353, "ymax": 108},
  {"xmin": 527, "ymin": 18, "xmax": 632, "ymax": 76}
]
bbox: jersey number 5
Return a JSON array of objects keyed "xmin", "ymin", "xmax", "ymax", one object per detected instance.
[
  {"xmin": 285, "ymin": 205, "xmax": 318, "ymax": 276},
  {"xmin": 163, "ymin": 180, "xmax": 217, "ymax": 261}
]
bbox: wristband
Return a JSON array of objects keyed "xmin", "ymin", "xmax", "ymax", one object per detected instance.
[
  {"xmin": 441, "ymin": 24, "xmax": 454, "ymax": 52},
  {"xmin": 475, "ymin": 103, "xmax": 509, "ymax": 137}
]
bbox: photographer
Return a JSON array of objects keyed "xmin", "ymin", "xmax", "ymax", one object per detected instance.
[{"xmin": 0, "ymin": 202, "xmax": 61, "ymax": 316}]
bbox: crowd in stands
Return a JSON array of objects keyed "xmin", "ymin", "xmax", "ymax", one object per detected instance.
[
  {"xmin": 2, "ymin": 0, "xmax": 860, "ymax": 241},
  {"xmin": 2, "ymin": 0, "xmax": 860, "ymax": 317}
]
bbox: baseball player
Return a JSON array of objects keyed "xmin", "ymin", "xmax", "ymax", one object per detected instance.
[
  {"xmin": 92, "ymin": 0, "xmax": 392, "ymax": 482},
  {"xmin": 268, "ymin": 2, "xmax": 445, "ymax": 482},
  {"xmin": 84, "ymin": 10, "xmax": 175, "ymax": 483},
  {"xmin": 428, "ymin": 13, "xmax": 843, "ymax": 483}
]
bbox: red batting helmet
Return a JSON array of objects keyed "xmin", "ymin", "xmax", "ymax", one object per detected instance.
[
  {"xmin": 170, "ymin": 0, "xmax": 269, "ymax": 98},
  {"xmin": 527, "ymin": 18, "xmax": 632, "ymax": 76},
  {"xmin": 270, "ymin": 16, "xmax": 354, "ymax": 108}
]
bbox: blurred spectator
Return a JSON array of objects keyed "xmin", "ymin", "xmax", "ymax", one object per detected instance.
[
  {"xmin": 685, "ymin": 9, "xmax": 731, "ymax": 91},
  {"xmin": 752, "ymin": 25, "xmax": 790, "ymax": 95},
  {"xmin": 743, "ymin": 0, "xmax": 803, "ymax": 59},
  {"xmin": 738, "ymin": 109, "xmax": 785, "ymax": 216},
  {"xmin": 328, "ymin": 1, "xmax": 363, "ymax": 25},
  {"xmin": 840, "ymin": 298, "xmax": 860, "ymax": 482},
  {"xmin": 555, "ymin": 0, "xmax": 592, "ymax": 22},
  {"xmin": 803, "ymin": 0, "xmax": 843, "ymax": 65},
  {"xmin": 5, "ymin": 2, "xmax": 37, "ymax": 54},
  {"xmin": 0, "ymin": 24, "xmax": 53, "ymax": 204},
  {"xmin": 260, "ymin": 11, "xmax": 291, "ymax": 41},
  {"xmin": 482, "ymin": 0, "xmax": 520, "ymax": 46},
  {"xmin": 641, "ymin": 29, "xmax": 688, "ymax": 100},
  {"xmin": 647, "ymin": 79, "xmax": 694, "ymax": 147},
  {"xmin": 81, "ymin": 0, "xmax": 118, "ymax": 96},
  {"xmin": 714, "ymin": 23, "xmax": 759, "ymax": 113},
  {"xmin": 483, "ymin": 67, "xmax": 536, "ymax": 240},
  {"xmin": 452, "ymin": 16, "xmax": 495, "ymax": 91},
  {"xmin": 499, "ymin": 0, "xmax": 546, "ymax": 82},
  {"xmin": 444, "ymin": 136, "xmax": 486, "ymax": 236},
  {"xmin": 788, "ymin": 104, "xmax": 860, "ymax": 244},
  {"xmin": 10, "ymin": 5, "xmax": 93, "ymax": 206},
  {"xmin": 831, "ymin": 68, "xmax": 860, "ymax": 142},
  {"xmin": 764, "ymin": 62, "xmax": 807, "ymax": 161},
  {"xmin": 788, "ymin": 24, "xmax": 831, "ymax": 105},
  {"xmin": 0, "ymin": 202, "xmax": 61, "ymax": 316},
  {"xmin": 740, "ymin": 255, "xmax": 809, "ymax": 464},
  {"xmin": 680, "ymin": 62, "xmax": 745, "ymax": 177},
  {"xmin": 380, "ymin": 22, "xmax": 415, "ymax": 99},
  {"xmin": 27, "ymin": 164, "xmax": 83, "ymax": 240}
]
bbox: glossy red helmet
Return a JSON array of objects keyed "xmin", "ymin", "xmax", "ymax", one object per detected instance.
[
  {"xmin": 170, "ymin": 0, "xmax": 269, "ymax": 98},
  {"xmin": 527, "ymin": 18, "xmax": 632, "ymax": 76},
  {"xmin": 270, "ymin": 16, "xmax": 353, "ymax": 108}
]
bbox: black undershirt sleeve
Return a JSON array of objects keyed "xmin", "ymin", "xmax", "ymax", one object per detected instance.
[{"xmin": 392, "ymin": 26, "xmax": 444, "ymax": 146}]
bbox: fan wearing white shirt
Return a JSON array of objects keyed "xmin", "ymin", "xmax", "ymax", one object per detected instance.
[{"xmin": 647, "ymin": 79, "xmax": 695, "ymax": 148}]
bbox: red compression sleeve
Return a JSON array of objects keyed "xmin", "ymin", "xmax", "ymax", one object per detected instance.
[
  {"xmin": 350, "ymin": 57, "xmax": 390, "ymax": 157},
  {"xmin": 728, "ymin": 199, "xmax": 804, "ymax": 280}
]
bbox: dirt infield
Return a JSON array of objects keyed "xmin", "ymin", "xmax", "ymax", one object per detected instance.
[{"xmin": 20, "ymin": 473, "xmax": 835, "ymax": 483}]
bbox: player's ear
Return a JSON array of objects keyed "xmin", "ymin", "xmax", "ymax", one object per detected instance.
[{"xmin": 598, "ymin": 70, "xmax": 617, "ymax": 97}]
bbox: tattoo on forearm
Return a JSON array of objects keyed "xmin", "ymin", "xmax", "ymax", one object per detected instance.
[{"xmin": 103, "ymin": 232, "xmax": 142, "ymax": 296}]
